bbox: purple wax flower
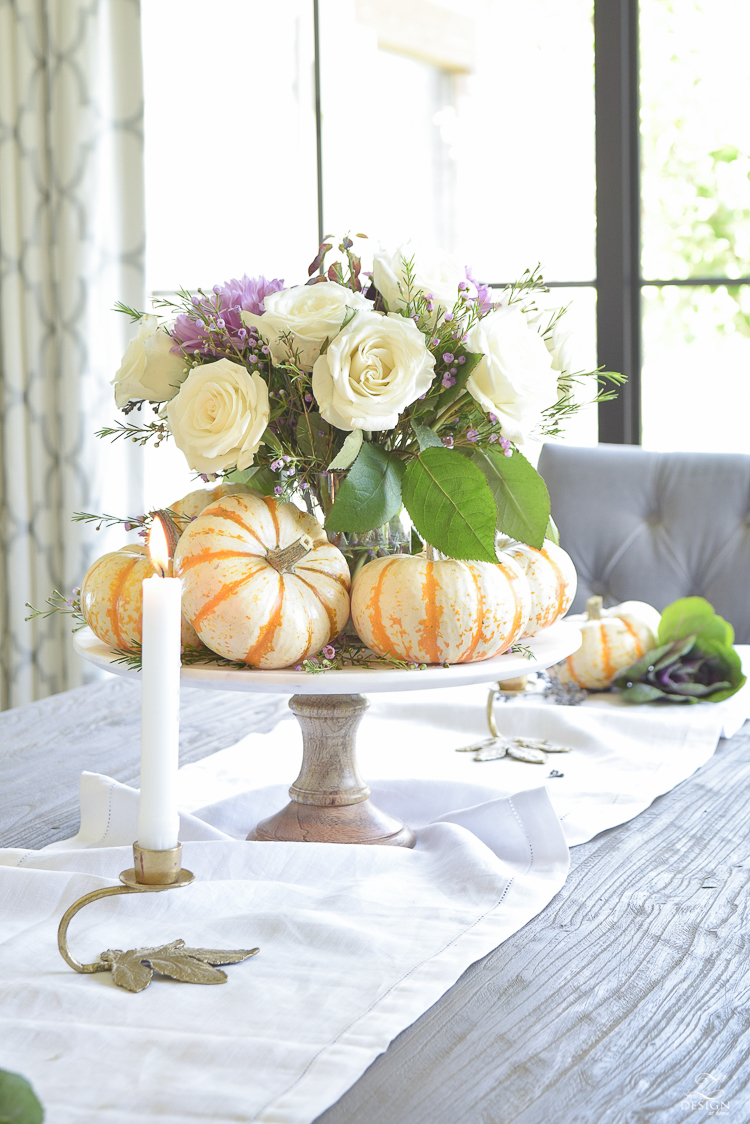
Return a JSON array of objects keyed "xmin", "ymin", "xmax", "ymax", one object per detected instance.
[
  {"xmin": 450, "ymin": 367, "xmax": 457, "ymax": 375},
  {"xmin": 274, "ymin": 486, "xmax": 283, "ymax": 495},
  {"xmin": 441, "ymin": 374, "xmax": 456, "ymax": 389},
  {"xmin": 171, "ymin": 274, "xmax": 285, "ymax": 357},
  {"xmin": 322, "ymin": 645, "xmax": 336, "ymax": 660},
  {"xmin": 442, "ymin": 435, "xmax": 454, "ymax": 447},
  {"xmin": 270, "ymin": 459, "xmax": 284, "ymax": 471},
  {"xmin": 489, "ymin": 433, "xmax": 499, "ymax": 443},
  {"xmin": 444, "ymin": 312, "xmax": 454, "ymax": 322},
  {"xmin": 442, "ymin": 353, "xmax": 454, "ymax": 364},
  {"xmin": 458, "ymin": 356, "xmax": 466, "ymax": 365},
  {"xmin": 466, "ymin": 429, "xmax": 480, "ymax": 442},
  {"xmin": 305, "ymin": 394, "xmax": 314, "ymax": 404},
  {"xmin": 431, "ymin": 337, "xmax": 440, "ymax": 347},
  {"xmin": 488, "ymin": 412, "xmax": 498, "ymax": 423},
  {"xmin": 123, "ymin": 522, "xmax": 132, "ymax": 531}
]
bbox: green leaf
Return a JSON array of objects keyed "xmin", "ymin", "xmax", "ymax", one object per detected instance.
[
  {"xmin": 295, "ymin": 411, "xmax": 330, "ymax": 461},
  {"xmin": 470, "ymin": 448, "xmax": 550, "ymax": 549},
  {"xmin": 327, "ymin": 428, "xmax": 363, "ymax": 470},
  {"xmin": 611, "ymin": 641, "xmax": 674, "ymax": 687},
  {"xmin": 325, "ymin": 443, "xmax": 404, "ymax": 534},
  {"xmin": 401, "ymin": 447, "xmax": 498, "ymax": 562},
  {"xmin": 696, "ymin": 639, "xmax": 747, "ymax": 702},
  {"xmin": 411, "ymin": 423, "xmax": 443, "ymax": 451},
  {"xmin": 225, "ymin": 468, "xmax": 256, "ymax": 485},
  {"xmin": 545, "ymin": 514, "xmax": 560, "ymax": 546},
  {"xmin": 619, "ymin": 683, "xmax": 669, "ymax": 704},
  {"xmin": 433, "ymin": 351, "xmax": 483, "ymax": 413},
  {"xmin": 0, "ymin": 1069, "xmax": 44, "ymax": 1124},
  {"xmin": 262, "ymin": 429, "xmax": 284, "ymax": 457},
  {"xmin": 658, "ymin": 597, "xmax": 735, "ymax": 648}
]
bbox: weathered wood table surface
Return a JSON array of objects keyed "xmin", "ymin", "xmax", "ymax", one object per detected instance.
[{"xmin": 2, "ymin": 678, "xmax": 748, "ymax": 1122}]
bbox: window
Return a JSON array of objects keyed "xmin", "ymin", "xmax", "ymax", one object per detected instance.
[
  {"xmin": 639, "ymin": 0, "xmax": 750, "ymax": 453},
  {"xmin": 596, "ymin": 0, "xmax": 750, "ymax": 452},
  {"xmin": 142, "ymin": 0, "xmax": 747, "ymax": 464}
]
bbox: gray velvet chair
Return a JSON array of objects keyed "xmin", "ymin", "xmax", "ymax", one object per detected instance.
[{"xmin": 537, "ymin": 443, "xmax": 750, "ymax": 644}]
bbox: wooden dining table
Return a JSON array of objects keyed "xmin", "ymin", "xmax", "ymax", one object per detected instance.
[{"xmin": 2, "ymin": 675, "xmax": 748, "ymax": 1122}]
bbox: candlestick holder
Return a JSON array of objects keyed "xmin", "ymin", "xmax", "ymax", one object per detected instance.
[{"xmin": 57, "ymin": 842, "xmax": 259, "ymax": 992}]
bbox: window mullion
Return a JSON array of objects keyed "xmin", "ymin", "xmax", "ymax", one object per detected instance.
[{"xmin": 595, "ymin": 0, "xmax": 642, "ymax": 444}]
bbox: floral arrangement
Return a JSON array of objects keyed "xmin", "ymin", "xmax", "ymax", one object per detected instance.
[{"xmin": 107, "ymin": 234, "xmax": 621, "ymax": 560}]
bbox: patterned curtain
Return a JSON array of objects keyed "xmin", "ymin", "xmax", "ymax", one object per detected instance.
[{"xmin": 0, "ymin": 0, "xmax": 145, "ymax": 709}]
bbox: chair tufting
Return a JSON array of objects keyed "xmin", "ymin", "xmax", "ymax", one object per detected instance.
[{"xmin": 538, "ymin": 443, "xmax": 750, "ymax": 643}]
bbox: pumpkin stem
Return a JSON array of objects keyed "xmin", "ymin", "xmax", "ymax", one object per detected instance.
[
  {"xmin": 586, "ymin": 595, "xmax": 603, "ymax": 620},
  {"xmin": 425, "ymin": 543, "xmax": 435, "ymax": 563},
  {"xmin": 266, "ymin": 534, "xmax": 315, "ymax": 574}
]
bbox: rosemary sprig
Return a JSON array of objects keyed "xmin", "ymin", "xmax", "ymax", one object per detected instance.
[{"xmin": 113, "ymin": 300, "xmax": 147, "ymax": 322}]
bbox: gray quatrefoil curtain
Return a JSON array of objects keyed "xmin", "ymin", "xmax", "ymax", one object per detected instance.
[{"xmin": 0, "ymin": 0, "xmax": 145, "ymax": 709}]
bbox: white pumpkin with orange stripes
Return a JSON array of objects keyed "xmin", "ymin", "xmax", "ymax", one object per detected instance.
[
  {"xmin": 350, "ymin": 552, "xmax": 531, "ymax": 664},
  {"xmin": 498, "ymin": 538, "xmax": 577, "ymax": 638},
  {"xmin": 553, "ymin": 595, "xmax": 661, "ymax": 690},
  {"xmin": 173, "ymin": 493, "xmax": 350, "ymax": 668},
  {"xmin": 167, "ymin": 481, "xmax": 256, "ymax": 530},
  {"xmin": 81, "ymin": 544, "xmax": 202, "ymax": 651}
]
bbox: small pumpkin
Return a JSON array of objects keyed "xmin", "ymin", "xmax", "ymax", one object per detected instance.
[
  {"xmin": 81, "ymin": 544, "xmax": 203, "ymax": 651},
  {"xmin": 553, "ymin": 595, "xmax": 662, "ymax": 690},
  {"xmin": 350, "ymin": 552, "xmax": 531, "ymax": 664},
  {"xmin": 174, "ymin": 493, "xmax": 350, "ymax": 668},
  {"xmin": 499, "ymin": 538, "xmax": 577, "ymax": 638},
  {"xmin": 168, "ymin": 482, "xmax": 256, "ymax": 530}
]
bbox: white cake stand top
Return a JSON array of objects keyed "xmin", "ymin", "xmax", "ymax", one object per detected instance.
[{"xmin": 73, "ymin": 620, "xmax": 581, "ymax": 696}]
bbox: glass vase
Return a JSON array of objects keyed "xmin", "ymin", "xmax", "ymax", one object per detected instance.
[{"xmin": 308, "ymin": 472, "xmax": 412, "ymax": 579}]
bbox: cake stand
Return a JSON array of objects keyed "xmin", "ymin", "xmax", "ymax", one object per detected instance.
[{"xmin": 74, "ymin": 620, "xmax": 581, "ymax": 848}]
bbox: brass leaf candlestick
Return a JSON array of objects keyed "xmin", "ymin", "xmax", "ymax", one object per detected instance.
[{"xmin": 57, "ymin": 843, "xmax": 259, "ymax": 992}]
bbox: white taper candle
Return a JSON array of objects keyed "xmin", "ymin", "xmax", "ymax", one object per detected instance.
[{"xmin": 137, "ymin": 518, "xmax": 182, "ymax": 851}]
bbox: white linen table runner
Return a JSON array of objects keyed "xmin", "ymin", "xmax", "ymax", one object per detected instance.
[{"xmin": 1, "ymin": 647, "xmax": 748, "ymax": 1123}]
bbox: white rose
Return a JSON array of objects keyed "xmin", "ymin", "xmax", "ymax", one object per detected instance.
[
  {"xmin": 545, "ymin": 323, "xmax": 576, "ymax": 374},
  {"xmin": 311, "ymin": 311, "xmax": 436, "ymax": 432},
  {"xmin": 112, "ymin": 314, "xmax": 189, "ymax": 409},
  {"xmin": 372, "ymin": 241, "xmax": 476, "ymax": 312},
  {"xmin": 464, "ymin": 306, "xmax": 559, "ymax": 444},
  {"xmin": 166, "ymin": 359, "xmax": 270, "ymax": 473},
  {"xmin": 524, "ymin": 305, "xmax": 577, "ymax": 374},
  {"xmin": 241, "ymin": 281, "xmax": 373, "ymax": 370}
]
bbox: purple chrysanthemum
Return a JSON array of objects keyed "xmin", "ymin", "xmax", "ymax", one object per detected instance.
[
  {"xmin": 171, "ymin": 274, "xmax": 285, "ymax": 357},
  {"xmin": 465, "ymin": 268, "xmax": 492, "ymax": 315}
]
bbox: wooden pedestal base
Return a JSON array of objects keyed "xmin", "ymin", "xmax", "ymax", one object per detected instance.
[{"xmin": 247, "ymin": 693, "xmax": 416, "ymax": 848}]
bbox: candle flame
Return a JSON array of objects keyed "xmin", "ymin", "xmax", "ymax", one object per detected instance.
[{"xmin": 148, "ymin": 513, "xmax": 171, "ymax": 577}]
